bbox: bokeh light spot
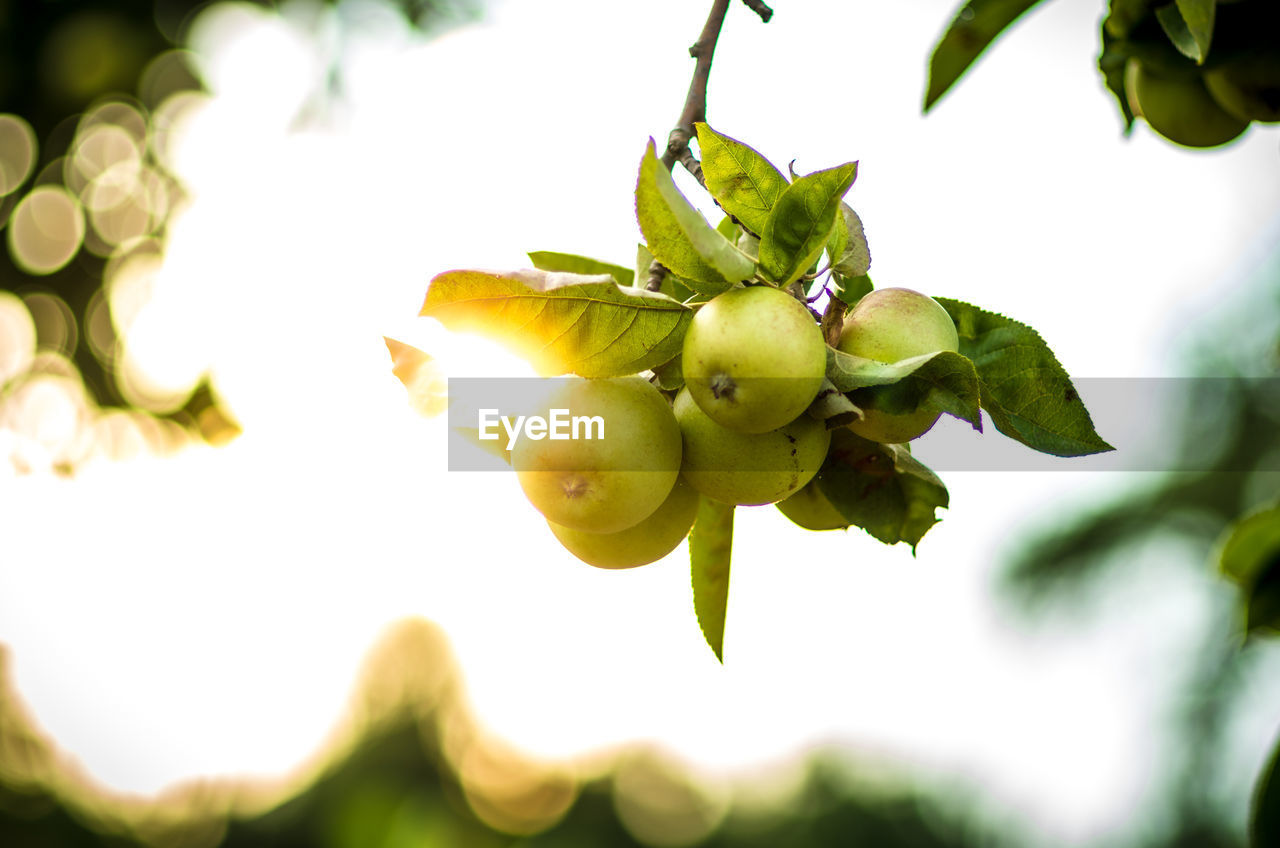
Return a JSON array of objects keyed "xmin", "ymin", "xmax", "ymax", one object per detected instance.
[
  {"xmin": 21, "ymin": 291, "xmax": 78, "ymax": 357},
  {"xmin": 83, "ymin": 288, "xmax": 116, "ymax": 366},
  {"xmin": 149, "ymin": 91, "xmax": 213, "ymax": 177},
  {"xmin": 7, "ymin": 186, "xmax": 86, "ymax": 275},
  {"xmin": 68, "ymin": 124, "xmax": 143, "ymax": 207},
  {"xmin": 1, "ymin": 370, "xmax": 93, "ymax": 471},
  {"xmin": 138, "ymin": 50, "xmax": 203, "ymax": 110},
  {"xmin": 0, "ymin": 291, "xmax": 37, "ymax": 385},
  {"xmin": 0, "ymin": 114, "xmax": 37, "ymax": 197}
]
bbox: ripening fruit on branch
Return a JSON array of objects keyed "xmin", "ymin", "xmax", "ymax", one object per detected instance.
[
  {"xmin": 547, "ymin": 476, "xmax": 701, "ymax": 569},
  {"xmin": 681, "ymin": 284, "xmax": 827, "ymax": 434},
  {"xmin": 1204, "ymin": 53, "xmax": 1280, "ymax": 123},
  {"xmin": 1125, "ymin": 60, "xmax": 1249, "ymax": 148},
  {"xmin": 838, "ymin": 287, "xmax": 960, "ymax": 444},
  {"xmin": 513, "ymin": 376, "xmax": 681, "ymax": 534},
  {"xmin": 674, "ymin": 387, "xmax": 831, "ymax": 506},
  {"xmin": 775, "ymin": 478, "xmax": 848, "ymax": 531}
]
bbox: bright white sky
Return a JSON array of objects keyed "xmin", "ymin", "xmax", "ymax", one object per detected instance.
[{"xmin": 2, "ymin": 0, "xmax": 1280, "ymax": 845}]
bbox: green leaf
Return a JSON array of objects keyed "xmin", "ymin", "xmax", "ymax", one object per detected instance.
[
  {"xmin": 1098, "ymin": 31, "xmax": 1138, "ymax": 133},
  {"xmin": 832, "ymin": 272, "xmax": 873, "ymax": 307},
  {"xmin": 637, "ymin": 242, "xmax": 697, "ymax": 303},
  {"xmin": 807, "ymin": 377, "xmax": 863, "ymax": 428},
  {"xmin": 528, "ymin": 251, "xmax": 635, "ymax": 287},
  {"xmin": 1217, "ymin": 501, "xmax": 1280, "ymax": 634},
  {"xmin": 1253, "ymin": 730, "xmax": 1280, "ymax": 848},
  {"xmin": 827, "ymin": 348, "xmax": 983, "ymax": 432},
  {"xmin": 1156, "ymin": 0, "xmax": 1214, "ymax": 64},
  {"xmin": 758, "ymin": 162, "xmax": 858, "ymax": 286},
  {"xmin": 826, "ymin": 203, "xmax": 871, "ymax": 277},
  {"xmin": 1247, "ymin": 562, "xmax": 1280, "ymax": 636},
  {"xmin": 635, "ymin": 139, "xmax": 755, "ymax": 294},
  {"xmin": 715, "ymin": 214, "xmax": 740, "ymax": 241},
  {"xmin": 936, "ymin": 297, "xmax": 1114, "ymax": 457},
  {"xmin": 817, "ymin": 429, "xmax": 949, "ymax": 551},
  {"xmin": 690, "ymin": 496, "xmax": 734, "ymax": 663},
  {"xmin": 695, "ymin": 123, "xmax": 789, "ymax": 236},
  {"xmin": 421, "ymin": 269, "xmax": 692, "ymax": 378},
  {"xmin": 1104, "ymin": 0, "xmax": 1157, "ymax": 40},
  {"xmin": 651, "ymin": 354, "xmax": 685, "ymax": 392},
  {"xmin": 924, "ymin": 0, "xmax": 1053, "ymax": 112}
]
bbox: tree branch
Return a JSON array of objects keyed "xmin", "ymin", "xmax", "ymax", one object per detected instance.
[
  {"xmin": 659, "ymin": 0, "xmax": 772, "ymax": 182},
  {"xmin": 647, "ymin": 0, "xmax": 772, "ymax": 293},
  {"xmin": 645, "ymin": 260, "xmax": 669, "ymax": 292},
  {"xmin": 741, "ymin": 0, "xmax": 773, "ymax": 22}
]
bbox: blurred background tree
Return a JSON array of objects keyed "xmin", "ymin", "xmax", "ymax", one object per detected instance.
[{"xmin": 0, "ymin": 0, "xmax": 477, "ymax": 448}]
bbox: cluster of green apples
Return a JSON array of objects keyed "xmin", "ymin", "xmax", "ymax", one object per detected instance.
[
  {"xmin": 513, "ymin": 284, "xmax": 961, "ymax": 569},
  {"xmin": 1123, "ymin": 2, "xmax": 1280, "ymax": 148}
]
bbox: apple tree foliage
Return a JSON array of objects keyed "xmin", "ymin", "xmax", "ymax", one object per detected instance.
[
  {"xmin": 931, "ymin": 3, "xmax": 1278, "ymax": 841},
  {"xmin": 397, "ymin": 120, "xmax": 1112, "ymax": 663},
  {"xmin": 925, "ymin": 0, "xmax": 1279, "ymax": 148}
]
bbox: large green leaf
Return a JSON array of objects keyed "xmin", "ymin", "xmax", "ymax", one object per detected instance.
[
  {"xmin": 817, "ymin": 429, "xmax": 949, "ymax": 551},
  {"xmin": 528, "ymin": 251, "xmax": 634, "ymax": 286},
  {"xmin": 826, "ymin": 348, "xmax": 983, "ymax": 432},
  {"xmin": 1217, "ymin": 501, "xmax": 1280, "ymax": 634},
  {"xmin": 635, "ymin": 139, "xmax": 755, "ymax": 294},
  {"xmin": 1156, "ymin": 0, "xmax": 1214, "ymax": 64},
  {"xmin": 758, "ymin": 162, "xmax": 858, "ymax": 287},
  {"xmin": 924, "ymin": 0, "xmax": 1053, "ymax": 111},
  {"xmin": 421, "ymin": 269, "xmax": 692, "ymax": 378},
  {"xmin": 690, "ymin": 496, "xmax": 734, "ymax": 663},
  {"xmin": 935, "ymin": 298, "xmax": 1113, "ymax": 457},
  {"xmin": 826, "ymin": 203, "xmax": 871, "ymax": 278},
  {"xmin": 695, "ymin": 123, "xmax": 789, "ymax": 236}
]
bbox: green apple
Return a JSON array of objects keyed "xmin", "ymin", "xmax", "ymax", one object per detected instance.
[
  {"xmin": 681, "ymin": 284, "xmax": 827, "ymax": 434},
  {"xmin": 1205, "ymin": 53, "xmax": 1280, "ymax": 123},
  {"xmin": 513, "ymin": 376, "xmax": 681, "ymax": 533},
  {"xmin": 547, "ymin": 476, "xmax": 700, "ymax": 569},
  {"xmin": 1125, "ymin": 60, "xmax": 1249, "ymax": 148},
  {"xmin": 837, "ymin": 287, "xmax": 959, "ymax": 444},
  {"xmin": 775, "ymin": 478, "xmax": 848, "ymax": 531},
  {"xmin": 674, "ymin": 387, "xmax": 831, "ymax": 506}
]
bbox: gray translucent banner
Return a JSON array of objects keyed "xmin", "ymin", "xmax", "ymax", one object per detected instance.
[{"xmin": 445, "ymin": 377, "xmax": 1280, "ymax": 473}]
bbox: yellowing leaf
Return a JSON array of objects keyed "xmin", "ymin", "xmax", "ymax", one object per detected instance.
[
  {"xmin": 696, "ymin": 123, "xmax": 788, "ymax": 236},
  {"xmin": 421, "ymin": 269, "xmax": 692, "ymax": 378}
]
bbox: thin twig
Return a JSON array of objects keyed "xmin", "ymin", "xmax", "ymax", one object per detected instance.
[
  {"xmin": 741, "ymin": 0, "xmax": 773, "ymax": 22},
  {"xmin": 659, "ymin": 0, "xmax": 729, "ymax": 175},
  {"xmin": 659, "ymin": 0, "xmax": 771, "ymax": 182},
  {"xmin": 646, "ymin": 260, "xmax": 669, "ymax": 292}
]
